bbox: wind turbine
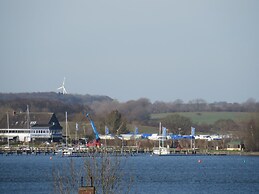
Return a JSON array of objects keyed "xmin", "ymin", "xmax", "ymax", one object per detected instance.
[{"xmin": 57, "ymin": 77, "xmax": 68, "ymax": 94}]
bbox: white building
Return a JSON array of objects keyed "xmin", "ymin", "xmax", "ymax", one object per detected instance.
[
  {"xmin": 194, "ymin": 134, "xmax": 223, "ymax": 141},
  {"xmin": 0, "ymin": 112, "xmax": 63, "ymax": 142}
]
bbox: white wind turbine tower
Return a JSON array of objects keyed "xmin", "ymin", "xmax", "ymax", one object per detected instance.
[{"xmin": 57, "ymin": 77, "xmax": 68, "ymax": 94}]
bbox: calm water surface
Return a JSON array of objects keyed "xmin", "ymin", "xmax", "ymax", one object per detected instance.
[{"xmin": 0, "ymin": 154, "xmax": 259, "ymax": 194}]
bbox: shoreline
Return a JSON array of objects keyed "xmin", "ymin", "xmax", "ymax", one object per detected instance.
[{"xmin": 1, "ymin": 149, "xmax": 259, "ymax": 157}]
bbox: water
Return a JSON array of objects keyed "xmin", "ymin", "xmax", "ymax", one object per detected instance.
[{"xmin": 0, "ymin": 154, "xmax": 259, "ymax": 194}]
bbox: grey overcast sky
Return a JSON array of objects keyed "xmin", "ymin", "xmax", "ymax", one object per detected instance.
[{"xmin": 0, "ymin": 0, "xmax": 258, "ymax": 103}]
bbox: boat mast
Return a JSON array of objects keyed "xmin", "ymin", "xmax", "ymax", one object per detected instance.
[
  {"xmin": 6, "ymin": 112, "xmax": 9, "ymax": 148},
  {"xmin": 75, "ymin": 122, "xmax": 78, "ymax": 146},
  {"xmin": 65, "ymin": 112, "xmax": 68, "ymax": 148},
  {"xmin": 27, "ymin": 105, "xmax": 31, "ymax": 143},
  {"xmin": 159, "ymin": 122, "xmax": 162, "ymax": 148},
  {"xmin": 27, "ymin": 105, "xmax": 30, "ymax": 129}
]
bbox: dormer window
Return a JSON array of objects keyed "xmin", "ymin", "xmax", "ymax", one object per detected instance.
[{"xmin": 30, "ymin": 121, "xmax": 36, "ymax": 125}]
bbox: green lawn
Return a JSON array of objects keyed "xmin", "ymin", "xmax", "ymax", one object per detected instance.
[{"xmin": 151, "ymin": 112, "xmax": 256, "ymax": 125}]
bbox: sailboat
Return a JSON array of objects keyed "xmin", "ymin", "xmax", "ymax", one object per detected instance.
[
  {"xmin": 62, "ymin": 112, "xmax": 73, "ymax": 156},
  {"xmin": 153, "ymin": 123, "xmax": 170, "ymax": 156}
]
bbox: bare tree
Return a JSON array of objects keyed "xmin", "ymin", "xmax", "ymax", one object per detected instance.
[
  {"xmin": 105, "ymin": 110, "xmax": 128, "ymax": 134},
  {"xmin": 52, "ymin": 154, "xmax": 133, "ymax": 194},
  {"xmin": 162, "ymin": 114, "xmax": 192, "ymax": 135},
  {"xmin": 243, "ymin": 118, "xmax": 259, "ymax": 151}
]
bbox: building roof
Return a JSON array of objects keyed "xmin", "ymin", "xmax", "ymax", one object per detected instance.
[{"xmin": 0, "ymin": 112, "xmax": 62, "ymax": 130}]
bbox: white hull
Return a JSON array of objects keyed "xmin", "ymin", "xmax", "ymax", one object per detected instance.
[{"xmin": 153, "ymin": 147, "xmax": 170, "ymax": 155}]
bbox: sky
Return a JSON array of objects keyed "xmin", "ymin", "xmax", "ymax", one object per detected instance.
[{"xmin": 0, "ymin": 0, "xmax": 258, "ymax": 103}]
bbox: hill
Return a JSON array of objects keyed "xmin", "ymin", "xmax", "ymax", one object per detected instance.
[
  {"xmin": 0, "ymin": 92, "xmax": 113, "ymax": 121},
  {"xmin": 0, "ymin": 92, "xmax": 113, "ymax": 105},
  {"xmin": 151, "ymin": 112, "xmax": 256, "ymax": 125}
]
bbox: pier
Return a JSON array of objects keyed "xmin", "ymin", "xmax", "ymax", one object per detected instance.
[
  {"xmin": 0, "ymin": 145, "xmax": 250, "ymax": 157},
  {"xmin": 0, "ymin": 147, "xmax": 56, "ymax": 156}
]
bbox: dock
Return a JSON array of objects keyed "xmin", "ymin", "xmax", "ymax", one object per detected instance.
[{"xmin": 0, "ymin": 146, "xmax": 248, "ymax": 157}]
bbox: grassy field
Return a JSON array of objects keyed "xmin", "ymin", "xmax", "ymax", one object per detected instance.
[{"xmin": 151, "ymin": 112, "xmax": 257, "ymax": 125}]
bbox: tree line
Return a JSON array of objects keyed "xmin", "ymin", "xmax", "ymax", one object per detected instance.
[{"xmin": 0, "ymin": 93, "xmax": 258, "ymax": 129}]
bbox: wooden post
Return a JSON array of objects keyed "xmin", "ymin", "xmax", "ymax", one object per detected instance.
[
  {"xmin": 78, "ymin": 177, "xmax": 95, "ymax": 194},
  {"xmin": 78, "ymin": 187, "xmax": 95, "ymax": 194}
]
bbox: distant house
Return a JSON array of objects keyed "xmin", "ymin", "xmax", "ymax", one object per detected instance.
[
  {"xmin": 0, "ymin": 112, "xmax": 62, "ymax": 142},
  {"xmin": 227, "ymin": 140, "xmax": 245, "ymax": 151}
]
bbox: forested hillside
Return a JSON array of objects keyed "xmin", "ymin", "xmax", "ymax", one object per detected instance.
[
  {"xmin": 0, "ymin": 92, "xmax": 112, "ymax": 104},
  {"xmin": 0, "ymin": 92, "xmax": 112, "ymax": 121},
  {"xmin": 1, "ymin": 92, "xmax": 258, "ymax": 123}
]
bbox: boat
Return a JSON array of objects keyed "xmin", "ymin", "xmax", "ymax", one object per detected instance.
[
  {"xmin": 153, "ymin": 147, "xmax": 170, "ymax": 155},
  {"xmin": 152, "ymin": 122, "xmax": 171, "ymax": 156},
  {"xmin": 62, "ymin": 148, "xmax": 72, "ymax": 156}
]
